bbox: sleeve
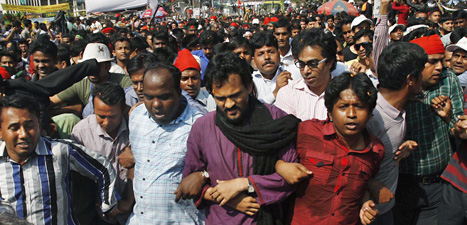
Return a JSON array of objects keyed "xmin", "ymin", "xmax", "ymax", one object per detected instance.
[
  {"xmin": 448, "ymin": 72, "xmax": 465, "ymax": 129},
  {"xmin": 373, "ymin": 14, "xmax": 389, "ymax": 76},
  {"xmin": 33, "ymin": 59, "xmax": 99, "ymax": 96},
  {"xmin": 70, "ymin": 123, "xmax": 84, "ymax": 145},
  {"xmin": 66, "ymin": 141, "xmax": 118, "ymax": 213},
  {"xmin": 274, "ymin": 86, "xmax": 296, "ymax": 116},
  {"xmin": 248, "ymin": 144, "xmax": 299, "ymax": 205},
  {"xmin": 182, "ymin": 120, "xmax": 210, "ymax": 208},
  {"xmin": 119, "ymin": 73, "xmax": 133, "ymax": 88},
  {"xmin": 56, "ymin": 82, "xmax": 82, "ymax": 105}
]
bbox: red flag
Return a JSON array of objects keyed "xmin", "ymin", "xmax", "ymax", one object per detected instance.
[{"xmin": 238, "ymin": 0, "xmax": 241, "ymax": 8}]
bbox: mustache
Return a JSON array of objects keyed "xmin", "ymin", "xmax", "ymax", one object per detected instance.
[{"xmin": 262, "ymin": 61, "xmax": 275, "ymax": 66}]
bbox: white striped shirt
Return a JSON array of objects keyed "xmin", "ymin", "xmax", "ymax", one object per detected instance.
[{"xmin": 0, "ymin": 137, "xmax": 117, "ymax": 225}]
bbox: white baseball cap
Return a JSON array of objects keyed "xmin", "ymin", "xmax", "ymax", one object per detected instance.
[
  {"xmin": 351, "ymin": 15, "xmax": 373, "ymax": 29},
  {"xmin": 79, "ymin": 43, "xmax": 113, "ymax": 63},
  {"xmin": 447, "ymin": 37, "xmax": 467, "ymax": 52},
  {"xmin": 388, "ymin": 24, "xmax": 405, "ymax": 35},
  {"xmin": 252, "ymin": 18, "xmax": 260, "ymax": 25}
]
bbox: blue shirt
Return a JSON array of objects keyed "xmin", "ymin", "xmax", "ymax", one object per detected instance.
[
  {"xmin": 191, "ymin": 49, "xmax": 209, "ymax": 81},
  {"xmin": 127, "ymin": 98, "xmax": 205, "ymax": 225}
]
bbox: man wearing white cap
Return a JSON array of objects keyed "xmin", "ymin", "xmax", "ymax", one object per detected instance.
[
  {"xmin": 447, "ymin": 37, "xmax": 467, "ymax": 88},
  {"xmin": 351, "ymin": 15, "xmax": 373, "ymax": 34},
  {"xmin": 50, "ymin": 43, "xmax": 132, "ymax": 118},
  {"xmin": 389, "ymin": 24, "xmax": 404, "ymax": 42}
]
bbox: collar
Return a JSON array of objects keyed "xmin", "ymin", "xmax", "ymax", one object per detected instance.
[
  {"xmin": 293, "ymin": 78, "xmax": 323, "ymax": 97},
  {"xmin": 281, "ymin": 47, "xmax": 293, "ymax": 59},
  {"xmin": 196, "ymin": 89, "xmax": 210, "ymax": 106},
  {"xmin": 321, "ymin": 120, "xmax": 379, "ymax": 154},
  {"xmin": 377, "ymin": 92, "xmax": 405, "ymax": 120},
  {"xmin": 253, "ymin": 65, "xmax": 284, "ymax": 81}
]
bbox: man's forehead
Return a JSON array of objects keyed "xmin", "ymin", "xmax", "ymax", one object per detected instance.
[{"xmin": 453, "ymin": 49, "xmax": 467, "ymax": 55}]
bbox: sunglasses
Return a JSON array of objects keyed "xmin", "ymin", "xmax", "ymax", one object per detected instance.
[
  {"xmin": 354, "ymin": 42, "xmax": 372, "ymax": 51},
  {"xmin": 295, "ymin": 58, "xmax": 327, "ymax": 69}
]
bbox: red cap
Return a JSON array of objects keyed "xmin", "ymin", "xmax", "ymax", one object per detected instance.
[
  {"xmin": 271, "ymin": 17, "xmax": 279, "ymax": 23},
  {"xmin": 174, "ymin": 49, "xmax": 201, "ymax": 72},
  {"xmin": 102, "ymin": 27, "xmax": 115, "ymax": 34},
  {"xmin": 410, "ymin": 35, "xmax": 445, "ymax": 55},
  {"xmin": 230, "ymin": 22, "xmax": 239, "ymax": 28},
  {"xmin": 141, "ymin": 26, "xmax": 148, "ymax": 30},
  {"xmin": 242, "ymin": 24, "xmax": 249, "ymax": 29},
  {"xmin": 211, "ymin": 16, "xmax": 217, "ymax": 20}
]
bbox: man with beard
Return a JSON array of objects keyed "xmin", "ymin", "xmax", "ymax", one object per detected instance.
[
  {"xmin": 113, "ymin": 37, "xmax": 132, "ymax": 74},
  {"xmin": 178, "ymin": 52, "xmax": 300, "ymax": 224},
  {"xmin": 251, "ymin": 32, "xmax": 301, "ymax": 104}
]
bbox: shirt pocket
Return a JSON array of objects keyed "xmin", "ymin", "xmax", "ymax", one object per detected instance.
[
  {"xmin": 304, "ymin": 151, "xmax": 334, "ymax": 185},
  {"xmin": 348, "ymin": 158, "xmax": 373, "ymax": 192}
]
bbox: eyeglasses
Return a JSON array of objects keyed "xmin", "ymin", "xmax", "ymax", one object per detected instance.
[
  {"xmin": 295, "ymin": 58, "xmax": 327, "ymax": 69},
  {"xmin": 354, "ymin": 42, "xmax": 372, "ymax": 51}
]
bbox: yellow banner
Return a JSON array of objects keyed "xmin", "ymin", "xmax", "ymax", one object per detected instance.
[{"xmin": 1, "ymin": 3, "xmax": 69, "ymax": 13}]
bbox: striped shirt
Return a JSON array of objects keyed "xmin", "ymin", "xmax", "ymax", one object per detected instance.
[
  {"xmin": 127, "ymin": 99, "xmax": 205, "ymax": 225},
  {"xmin": 0, "ymin": 137, "xmax": 117, "ymax": 225},
  {"xmin": 401, "ymin": 69, "xmax": 465, "ymax": 175},
  {"xmin": 274, "ymin": 78, "xmax": 328, "ymax": 121}
]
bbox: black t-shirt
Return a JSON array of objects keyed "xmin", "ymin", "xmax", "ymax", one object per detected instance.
[{"xmin": 342, "ymin": 46, "xmax": 358, "ymax": 62}]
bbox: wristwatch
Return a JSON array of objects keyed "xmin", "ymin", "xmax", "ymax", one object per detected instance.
[
  {"xmin": 248, "ymin": 179, "xmax": 255, "ymax": 194},
  {"xmin": 200, "ymin": 170, "xmax": 210, "ymax": 180}
]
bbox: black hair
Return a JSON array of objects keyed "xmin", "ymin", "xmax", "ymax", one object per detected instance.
[
  {"xmin": 213, "ymin": 42, "xmax": 232, "ymax": 56},
  {"xmin": 354, "ymin": 28, "xmax": 374, "ymax": 41},
  {"xmin": 205, "ymin": 52, "xmax": 253, "ymax": 94},
  {"xmin": 30, "ymin": 40, "xmax": 58, "ymax": 61},
  {"xmin": 377, "ymin": 42, "xmax": 427, "ymax": 90},
  {"xmin": 0, "ymin": 50, "xmax": 18, "ymax": 63},
  {"xmin": 186, "ymin": 19, "xmax": 199, "ymax": 29},
  {"xmin": 6, "ymin": 42, "xmax": 20, "ymax": 62},
  {"xmin": 199, "ymin": 30, "xmax": 219, "ymax": 47},
  {"xmin": 152, "ymin": 30, "xmax": 169, "ymax": 43},
  {"xmin": 274, "ymin": 18, "xmax": 292, "ymax": 33},
  {"xmin": 182, "ymin": 34, "xmax": 199, "ymax": 49},
  {"xmin": 451, "ymin": 27, "xmax": 467, "ymax": 44},
  {"xmin": 92, "ymin": 81, "xmax": 125, "ymax": 110},
  {"xmin": 23, "ymin": 19, "xmax": 31, "ymax": 27},
  {"xmin": 0, "ymin": 95, "xmax": 40, "ymax": 123},
  {"xmin": 70, "ymin": 39, "xmax": 88, "ymax": 57},
  {"xmin": 439, "ymin": 13, "xmax": 454, "ymax": 24},
  {"xmin": 324, "ymin": 72, "xmax": 377, "ymax": 113},
  {"xmin": 62, "ymin": 33, "xmax": 75, "ymax": 41},
  {"xmin": 291, "ymin": 23, "xmax": 301, "ymax": 31},
  {"xmin": 113, "ymin": 37, "xmax": 133, "ymax": 51},
  {"xmin": 12, "ymin": 21, "xmax": 21, "ymax": 28},
  {"xmin": 402, "ymin": 27, "xmax": 438, "ymax": 42},
  {"xmin": 57, "ymin": 44, "xmax": 71, "ymax": 67},
  {"xmin": 291, "ymin": 29, "xmax": 337, "ymax": 71},
  {"xmin": 144, "ymin": 63, "xmax": 181, "ymax": 92},
  {"xmin": 89, "ymin": 32, "xmax": 111, "ymax": 47},
  {"xmin": 229, "ymin": 37, "xmax": 252, "ymax": 53},
  {"xmin": 152, "ymin": 47, "xmax": 176, "ymax": 64},
  {"xmin": 18, "ymin": 39, "xmax": 28, "ymax": 46},
  {"xmin": 250, "ymin": 31, "xmax": 278, "ymax": 52},
  {"xmin": 453, "ymin": 10, "xmax": 467, "ymax": 20},
  {"xmin": 131, "ymin": 36, "xmax": 149, "ymax": 52},
  {"xmin": 172, "ymin": 28, "xmax": 185, "ymax": 42},
  {"xmin": 128, "ymin": 53, "xmax": 158, "ymax": 76}
]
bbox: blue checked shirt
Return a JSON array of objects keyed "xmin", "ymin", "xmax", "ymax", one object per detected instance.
[
  {"xmin": 0, "ymin": 137, "xmax": 118, "ymax": 225},
  {"xmin": 401, "ymin": 69, "xmax": 465, "ymax": 176},
  {"xmin": 127, "ymin": 100, "xmax": 205, "ymax": 225}
]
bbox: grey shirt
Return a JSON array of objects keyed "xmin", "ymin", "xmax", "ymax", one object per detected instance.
[{"xmin": 366, "ymin": 92, "xmax": 407, "ymax": 214}]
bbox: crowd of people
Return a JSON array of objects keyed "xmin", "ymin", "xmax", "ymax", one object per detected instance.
[{"xmin": 1, "ymin": 0, "xmax": 467, "ymax": 224}]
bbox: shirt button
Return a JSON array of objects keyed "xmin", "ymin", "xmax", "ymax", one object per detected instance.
[
  {"xmin": 342, "ymin": 173, "xmax": 346, "ymax": 176},
  {"xmin": 152, "ymin": 141, "xmax": 155, "ymax": 143},
  {"xmin": 143, "ymin": 178, "xmax": 145, "ymax": 181},
  {"xmin": 331, "ymin": 213, "xmax": 335, "ymax": 216},
  {"xmin": 336, "ymin": 191, "xmax": 340, "ymax": 195},
  {"xmin": 140, "ymin": 196, "xmax": 143, "ymax": 199},
  {"xmin": 147, "ymin": 159, "xmax": 150, "ymax": 162},
  {"xmin": 141, "ymin": 212, "xmax": 144, "ymax": 214}
]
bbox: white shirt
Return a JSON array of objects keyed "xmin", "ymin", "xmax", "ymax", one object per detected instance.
[
  {"xmin": 280, "ymin": 47, "xmax": 301, "ymax": 79},
  {"xmin": 252, "ymin": 65, "xmax": 301, "ymax": 104}
]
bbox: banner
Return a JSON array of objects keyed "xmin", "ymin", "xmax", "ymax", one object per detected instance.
[
  {"xmin": 1, "ymin": 3, "xmax": 70, "ymax": 13},
  {"xmin": 84, "ymin": 0, "xmax": 147, "ymax": 13}
]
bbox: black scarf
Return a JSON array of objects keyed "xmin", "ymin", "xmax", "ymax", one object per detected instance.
[{"xmin": 215, "ymin": 96, "xmax": 300, "ymax": 225}]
